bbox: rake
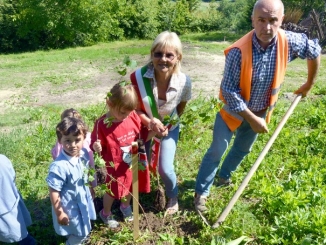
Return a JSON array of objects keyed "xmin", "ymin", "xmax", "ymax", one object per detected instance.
[{"xmin": 198, "ymin": 94, "xmax": 303, "ymax": 227}]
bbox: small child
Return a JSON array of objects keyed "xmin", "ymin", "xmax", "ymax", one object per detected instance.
[
  {"xmin": 51, "ymin": 108, "xmax": 92, "ymax": 160},
  {"xmin": 0, "ymin": 154, "xmax": 37, "ymax": 245},
  {"xmin": 91, "ymin": 82, "xmax": 155, "ymax": 228},
  {"xmin": 51, "ymin": 108, "xmax": 96, "ymax": 194},
  {"xmin": 46, "ymin": 117, "xmax": 96, "ymax": 245}
]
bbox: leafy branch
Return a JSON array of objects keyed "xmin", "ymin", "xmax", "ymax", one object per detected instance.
[{"xmin": 90, "ymin": 56, "xmax": 154, "ymax": 233}]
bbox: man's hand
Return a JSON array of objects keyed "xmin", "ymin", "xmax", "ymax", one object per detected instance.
[
  {"xmin": 238, "ymin": 108, "xmax": 269, "ymax": 134},
  {"xmin": 249, "ymin": 116, "xmax": 269, "ymax": 134},
  {"xmin": 295, "ymin": 56, "xmax": 321, "ymax": 97},
  {"xmin": 294, "ymin": 81, "xmax": 313, "ymax": 97}
]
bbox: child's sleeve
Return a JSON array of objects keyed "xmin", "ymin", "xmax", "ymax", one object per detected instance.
[
  {"xmin": 51, "ymin": 141, "xmax": 62, "ymax": 160},
  {"xmin": 46, "ymin": 162, "xmax": 65, "ymax": 192}
]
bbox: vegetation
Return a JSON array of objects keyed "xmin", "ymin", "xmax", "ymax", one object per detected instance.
[
  {"xmin": 0, "ymin": 32, "xmax": 325, "ymax": 244},
  {"xmin": 1, "ymin": 0, "xmax": 324, "ymax": 53}
]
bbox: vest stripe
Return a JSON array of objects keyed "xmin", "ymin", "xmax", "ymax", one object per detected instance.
[
  {"xmin": 219, "ymin": 29, "xmax": 288, "ymax": 131},
  {"xmin": 271, "ymin": 86, "xmax": 281, "ymax": 95}
]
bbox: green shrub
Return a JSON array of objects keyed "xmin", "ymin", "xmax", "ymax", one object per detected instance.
[{"xmin": 117, "ymin": 0, "xmax": 160, "ymax": 39}]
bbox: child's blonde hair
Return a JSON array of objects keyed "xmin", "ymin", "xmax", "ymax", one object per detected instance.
[
  {"xmin": 107, "ymin": 82, "xmax": 138, "ymax": 112},
  {"xmin": 56, "ymin": 117, "xmax": 87, "ymax": 141},
  {"xmin": 61, "ymin": 108, "xmax": 82, "ymax": 120}
]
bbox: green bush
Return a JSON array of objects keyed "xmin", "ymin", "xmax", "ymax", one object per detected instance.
[
  {"xmin": 0, "ymin": 0, "xmax": 246, "ymax": 53},
  {"xmin": 190, "ymin": 1, "xmax": 222, "ymax": 32},
  {"xmin": 117, "ymin": 0, "xmax": 160, "ymax": 39}
]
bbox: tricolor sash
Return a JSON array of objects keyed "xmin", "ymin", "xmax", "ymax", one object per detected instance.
[
  {"xmin": 130, "ymin": 65, "xmax": 158, "ymax": 119},
  {"xmin": 130, "ymin": 66, "xmax": 176, "ymax": 174}
]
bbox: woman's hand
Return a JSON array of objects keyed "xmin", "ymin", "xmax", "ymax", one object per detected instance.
[
  {"xmin": 93, "ymin": 140, "xmax": 102, "ymax": 153},
  {"xmin": 148, "ymin": 118, "xmax": 168, "ymax": 136},
  {"xmin": 156, "ymin": 127, "xmax": 168, "ymax": 137}
]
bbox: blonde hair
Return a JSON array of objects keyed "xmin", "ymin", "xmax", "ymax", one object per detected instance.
[
  {"xmin": 56, "ymin": 117, "xmax": 87, "ymax": 141},
  {"xmin": 149, "ymin": 31, "xmax": 183, "ymax": 73},
  {"xmin": 107, "ymin": 82, "xmax": 138, "ymax": 112},
  {"xmin": 61, "ymin": 108, "xmax": 82, "ymax": 120}
]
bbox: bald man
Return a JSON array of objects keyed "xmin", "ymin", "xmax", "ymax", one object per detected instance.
[{"xmin": 194, "ymin": 0, "xmax": 321, "ymax": 213}]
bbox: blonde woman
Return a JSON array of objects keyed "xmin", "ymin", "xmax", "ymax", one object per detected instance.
[{"xmin": 131, "ymin": 31, "xmax": 192, "ymax": 215}]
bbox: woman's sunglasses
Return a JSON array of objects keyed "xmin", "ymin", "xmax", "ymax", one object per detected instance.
[{"xmin": 153, "ymin": 52, "xmax": 176, "ymax": 61}]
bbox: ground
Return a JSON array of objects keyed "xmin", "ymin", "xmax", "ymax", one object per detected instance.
[
  {"xmin": 89, "ymin": 195, "xmax": 201, "ymax": 245},
  {"xmin": 0, "ymin": 44, "xmax": 226, "ymax": 116},
  {"xmin": 0, "ymin": 45, "xmax": 226, "ymax": 243},
  {"xmin": 0, "ymin": 43, "xmax": 311, "ymax": 243}
]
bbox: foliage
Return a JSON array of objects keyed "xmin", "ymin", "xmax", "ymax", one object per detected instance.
[
  {"xmin": 0, "ymin": 0, "xmax": 125, "ymax": 51},
  {"xmin": 5, "ymin": 0, "xmax": 326, "ymax": 54},
  {"xmin": 234, "ymin": 0, "xmax": 256, "ymax": 32},
  {"xmin": 1, "ymin": 37, "xmax": 326, "ymax": 244},
  {"xmin": 189, "ymin": 1, "xmax": 222, "ymax": 33},
  {"xmin": 155, "ymin": 0, "xmax": 194, "ymax": 35},
  {"xmin": 117, "ymin": 0, "xmax": 160, "ymax": 39},
  {"xmin": 185, "ymin": 0, "xmax": 201, "ymax": 13},
  {"xmin": 0, "ymin": 0, "xmax": 230, "ymax": 52},
  {"xmin": 217, "ymin": 0, "xmax": 247, "ymax": 31},
  {"xmin": 282, "ymin": 0, "xmax": 326, "ymax": 18},
  {"xmin": 3, "ymin": 93, "xmax": 326, "ymax": 244}
]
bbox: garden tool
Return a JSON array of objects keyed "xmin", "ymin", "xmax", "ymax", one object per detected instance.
[
  {"xmin": 197, "ymin": 94, "xmax": 302, "ymax": 227},
  {"xmin": 151, "ymin": 136, "xmax": 166, "ymax": 212},
  {"xmin": 212, "ymin": 94, "xmax": 302, "ymax": 228},
  {"xmin": 131, "ymin": 141, "xmax": 140, "ymax": 240}
]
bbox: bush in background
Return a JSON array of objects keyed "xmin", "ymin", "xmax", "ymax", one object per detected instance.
[
  {"xmin": 4, "ymin": 0, "xmax": 323, "ymax": 53},
  {"xmin": 0, "ymin": 0, "xmax": 224, "ymax": 53}
]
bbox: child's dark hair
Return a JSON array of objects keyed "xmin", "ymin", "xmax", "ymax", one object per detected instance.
[
  {"xmin": 56, "ymin": 117, "xmax": 88, "ymax": 141},
  {"xmin": 107, "ymin": 83, "xmax": 138, "ymax": 111},
  {"xmin": 61, "ymin": 108, "xmax": 82, "ymax": 120}
]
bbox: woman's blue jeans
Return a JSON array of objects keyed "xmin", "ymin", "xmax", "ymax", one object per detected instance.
[
  {"xmin": 195, "ymin": 112, "xmax": 264, "ymax": 196},
  {"xmin": 145, "ymin": 125, "xmax": 179, "ymax": 198}
]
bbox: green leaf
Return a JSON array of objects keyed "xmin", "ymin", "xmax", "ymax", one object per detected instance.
[
  {"xmin": 226, "ymin": 236, "xmax": 254, "ymax": 245},
  {"xmin": 117, "ymin": 67, "xmax": 127, "ymax": 76},
  {"xmin": 94, "ymin": 153, "xmax": 106, "ymax": 168},
  {"xmin": 130, "ymin": 60, "xmax": 137, "ymax": 68},
  {"xmin": 123, "ymin": 56, "xmax": 131, "ymax": 65},
  {"xmin": 138, "ymin": 162, "xmax": 146, "ymax": 171}
]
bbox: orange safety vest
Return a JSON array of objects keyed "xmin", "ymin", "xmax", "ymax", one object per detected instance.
[{"xmin": 219, "ymin": 29, "xmax": 288, "ymax": 132}]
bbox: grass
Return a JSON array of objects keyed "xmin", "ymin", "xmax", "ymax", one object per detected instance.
[
  {"xmin": 0, "ymin": 40, "xmax": 151, "ymax": 90},
  {"xmin": 0, "ymin": 32, "xmax": 326, "ymax": 244}
]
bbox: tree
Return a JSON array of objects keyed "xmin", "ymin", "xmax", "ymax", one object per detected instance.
[
  {"xmin": 217, "ymin": 0, "xmax": 251, "ymax": 32},
  {"xmin": 282, "ymin": 0, "xmax": 325, "ymax": 18}
]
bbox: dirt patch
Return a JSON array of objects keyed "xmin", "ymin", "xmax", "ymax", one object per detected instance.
[
  {"xmin": 89, "ymin": 196, "xmax": 201, "ymax": 245},
  {"xmin": 0, "ymin": 45, "xmax": 225, "ymax": 115}
]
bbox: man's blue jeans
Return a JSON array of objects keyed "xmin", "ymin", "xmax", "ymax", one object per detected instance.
[
  {"xmin": 145, "ymin": 125, "xmax": 179, "ymax": 198},
  {"xmin": 195, "ymin": 111, "xmax": 265, "ymax": 196}
]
